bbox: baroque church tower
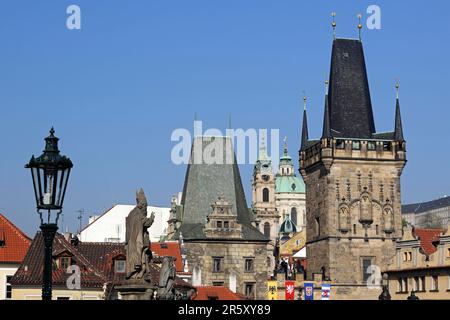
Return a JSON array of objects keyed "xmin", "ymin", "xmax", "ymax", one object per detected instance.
[
  {"xmin": 252, "ymin": 136, "xmax": 279, "ymax": 241},
  {"xmin": 299, "ymin": 35, "xmax": 406, "ymax": 299},
  {"xmin": 252, "ymin": 136, "xmax": 279, "ymax": 275}
]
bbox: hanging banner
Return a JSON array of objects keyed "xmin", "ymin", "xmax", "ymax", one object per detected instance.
[
  {"xmin": 267, "ymin": 281, "xmax": 278, "ymax": 300},
  {"xmin": 321, "ymin": 284, "xmax": 331, "ymax": 300},
  {"xmin": 304, "ymin": 282, "xmax": 314, "ymax": 300},
  {"xmin": 285, "ymin": 281, "xmax": 295, "ymax": 300}
]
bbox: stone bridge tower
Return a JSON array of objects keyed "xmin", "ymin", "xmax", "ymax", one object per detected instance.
[{"xmin": 299, "ymin": 37, "xmax": 406, "ymax": 299}]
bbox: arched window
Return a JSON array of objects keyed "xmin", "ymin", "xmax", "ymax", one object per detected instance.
[
  {"xmin": 291, "ymin": 207, "xmax": 297, "ymax": 226},
  {"xmin": 262, "ymin": 188, "xmax": 269, "ymax": 202},
  {"xmin": 263, "ymin": 222, "xmax": 271, "ymax": 237}
]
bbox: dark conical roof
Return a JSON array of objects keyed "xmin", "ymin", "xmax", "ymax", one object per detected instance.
[
  {"xmin": 322, "ymin": 93, "xmax": 331, "ymax": 139},
  {"xmin": 327, "ymin": 39, "xmax": 376, "ymax": 139},
  {"xmin": 301, "ymin": 108, "xmax": 309, "ymax": 150},
  {"xmin": 394, "ymin": 97, "xmax": 404, "ymax": 141},
  {"xmin": 177, "ymin": 136, "xmax": 267, "ymax": 242}
]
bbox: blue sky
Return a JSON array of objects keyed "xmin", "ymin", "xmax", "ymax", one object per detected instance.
[{"xmin": 0, "ymin": 0, "xmax": 449, "ymax": 236}]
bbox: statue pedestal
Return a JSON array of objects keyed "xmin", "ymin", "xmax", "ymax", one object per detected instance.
[{"xmin": 116, "ymin": 283, "xmax": 158, "ymax": 300}]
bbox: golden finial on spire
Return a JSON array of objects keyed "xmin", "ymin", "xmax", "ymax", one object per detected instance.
[
  {"xmin": 331, "ymin": 12, "xmax": 337, "ymax": 39},
  {"xmin": 302, "ymin": 90, "xmax": 307, "ymax": 111},
  {"xmin": 357, "ymin": 13, "xmax": 363, "ymax": 41},
  {"xmin": 395, "ymin": 78, "xmax": 400, "ymax": 99}
]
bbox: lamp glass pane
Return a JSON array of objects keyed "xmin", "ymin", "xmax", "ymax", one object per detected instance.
[{"xmin": 31, "ymin": 167, "xmax": 42, "ymax": 206}]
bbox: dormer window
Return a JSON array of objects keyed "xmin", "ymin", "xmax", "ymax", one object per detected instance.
[
  {"xmin": 59, "ymin": 257, "xmax": 72, "ymax": 270},
  {"xmin": 114, "ymin": 260, "xmax": 126, "ymax": 273}
]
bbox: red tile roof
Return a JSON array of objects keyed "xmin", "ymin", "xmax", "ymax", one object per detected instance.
[
  {"xmin": 150, "ymin": 242, "xmax": 184, "ymax": 273},
  {"xmin": 413, "ymin": 228, "xmax": 443, "ymax": 256},
  {"xmin": 0, "ymin": 214, "xmax": 31, "ymax": 264},
  {"xmin": 11, "ymin": 233, "xmax": 194, "ymax": 293},
  {"xmin": 193, "ymin": 286, "xmax": 247, "ymax": 300}
]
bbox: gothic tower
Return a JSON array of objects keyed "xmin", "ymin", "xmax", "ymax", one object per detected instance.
[{"xmin": 299, "ymin": 37, "xmax": 406, "ymax": 299}]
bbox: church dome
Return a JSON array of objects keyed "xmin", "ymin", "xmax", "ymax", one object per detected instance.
[{"xmin": 275, "ymin": 175, "xmax": 305, "ymax": 193}]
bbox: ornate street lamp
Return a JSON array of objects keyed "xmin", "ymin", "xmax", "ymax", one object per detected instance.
[{"xmin": 25, "ymin": 128, "xmax": 73, "ymax": 301}]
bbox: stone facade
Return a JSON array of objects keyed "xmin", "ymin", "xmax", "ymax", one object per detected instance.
[
  {"xmin": 185, "ymin": 240, "xmax": 268, "ymax": 300},
  {"xmin": 299, "ymin": 37, "xmax": 407, "ymax": 299}
]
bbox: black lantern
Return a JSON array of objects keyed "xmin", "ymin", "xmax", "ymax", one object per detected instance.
[
  {"xmin": 25, "ymin": 128, "xmax": 73, "ymax": 300},
  {"xmin": 26, "ymin": 127, "xmax": 73, "ymax": 223}
]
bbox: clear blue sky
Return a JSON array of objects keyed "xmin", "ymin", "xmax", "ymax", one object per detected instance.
[{"xmin": 0, "ymin": 0, "xmax": 449, "ymax": 236}]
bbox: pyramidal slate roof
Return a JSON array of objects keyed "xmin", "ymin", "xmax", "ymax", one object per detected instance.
[
  {"xmin": 177, "ymin": 136, "xmax": 267, "ymax": 242},
  {"xmin": 327, "ymin": 38, "xmax": 376, "ymax": 139}
]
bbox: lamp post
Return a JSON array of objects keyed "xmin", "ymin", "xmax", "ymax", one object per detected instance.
[{"xmin": 25, "ymin": 128, "xmax": 73, "ymax": 301}]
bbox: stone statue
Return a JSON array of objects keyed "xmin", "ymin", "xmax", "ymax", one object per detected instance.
[
  {"xmin": 157, "ymin": 256, "xmax": 177, "ymax": 299},
  {"xmin": 125, "ymin": 189, "xmax": 155, "ymax": 282}
]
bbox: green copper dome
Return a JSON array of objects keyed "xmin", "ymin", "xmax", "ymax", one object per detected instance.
[{"xmin": 275, "ymin": 175, "xmax": 305, "ymax": 193}]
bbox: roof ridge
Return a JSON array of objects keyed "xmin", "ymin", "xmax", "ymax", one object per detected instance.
[
  {"xmin": 54, "ymin": 234, "xmax": 108, "ymax": 282},
  {"xmin": 0, "ymin": 214, "xmax": 31, "ymax": 244}
]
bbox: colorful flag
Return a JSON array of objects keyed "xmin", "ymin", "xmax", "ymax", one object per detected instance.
[
  {"xmin": 321, "ymin": 284, "xmax": 331, "ymax": 300},
  {"xmin": 267, "ymin": 281, "xmax": 278, "ymax": 300},
  {"xmin": 285, "ymin": 281, "xmax": 295, "ymax": 300},
  {"xmin": 304, "ymin": 282, "xmax": 314, "ymax": 300}
]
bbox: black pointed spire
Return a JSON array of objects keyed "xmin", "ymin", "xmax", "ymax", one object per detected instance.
[
  {"xmin": 301, "ymin": 96, "xmax": 309, "ymax": 150},
  {"xmin": 327, "ymin": 39, "xmax": 376, "ymax": 138},
  {"xmin": 322, "ymin": 81, "xmax": 332, "ymax": 139},
  {"xmin": 394, "ymin": 83, "xmax": 404, "ymax": 141}
]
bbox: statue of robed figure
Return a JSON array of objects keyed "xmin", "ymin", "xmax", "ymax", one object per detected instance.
[{"xmin": 125, "ymin": 189, "xmax": 155, "ymax": 282}]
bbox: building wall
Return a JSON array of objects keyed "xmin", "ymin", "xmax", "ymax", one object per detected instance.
[
  {"xmin": 386, "ymin": 226, "xmax": 450, "ymax": 299},
  {"xmin": 301, "ymin": 139, "xmax": 406, "ymax": 299},
  {"xmin": 388, "ymin": 271, "xmax": 450, "ymax": 300},
  {"xmin": 184, "ymin": 241, "xmax": 268, "ymax": 300},
  {"xmin": 0, "ymin": 264, "xmax": 18, "ymax": 300},
  {"xmin": 12, "ymin": 287, "xmax": 104, "ymax": 300},
  {"xmin": 275, "ymin": 192, "xmax": 306, "ymax": 230},
  {"xmin": 79, "ymin": 204, "xmax": 170, "ymax": 243}
]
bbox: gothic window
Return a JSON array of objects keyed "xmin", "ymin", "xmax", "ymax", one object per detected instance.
[
  {"xmin": 217, "ymin": 221, "xmax": 222, "ymax": 228},
  {"xmin": 263, "ymin": 188, "xmax": 269, "ymax": 202},
  {"xmin": 223, "ymin": 221, "xmax": 229, "ymax": 229},
  {"xmin": 263, "ymin": 222, "xmax": 271, "ymax": 237},
  {"xmin": 291, "ymin": 208, "xmax": 297, "ymax": 226}
]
